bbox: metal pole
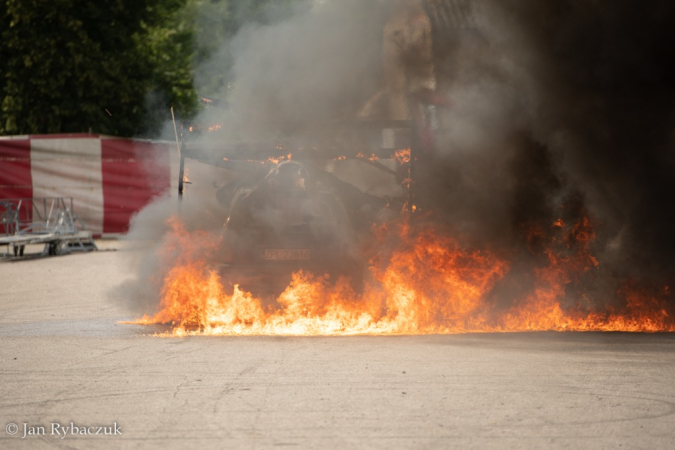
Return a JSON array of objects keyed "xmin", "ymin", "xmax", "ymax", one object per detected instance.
[
  {"xmin": 178, "ymin": 141, "xmax": 185, "ymax": 201},
  {"xmin": 16, "ymin": 200, "xmax": 22, "ymax": 235},
  {"xmin": 171, "ymin": 107, "xmax": 184, "ymax": 202}
]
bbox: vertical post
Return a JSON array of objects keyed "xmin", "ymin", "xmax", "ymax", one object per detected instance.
[
  {"xmin": 171, "ymin": 107, "xmax": 184, "ymax": 201},
  {"xmin": 178, "ymin": 140, "xmax": 185, "ymax": 201}
]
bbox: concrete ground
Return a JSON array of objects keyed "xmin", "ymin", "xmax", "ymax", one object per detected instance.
[{"xmin": 1, "ymin": 243, "xmax": 674, "ymax": 449}]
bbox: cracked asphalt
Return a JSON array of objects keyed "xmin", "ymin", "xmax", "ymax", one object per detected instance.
[{"xmin": 1, "ymin": 244, "xmax": 674, "ymax": 449}]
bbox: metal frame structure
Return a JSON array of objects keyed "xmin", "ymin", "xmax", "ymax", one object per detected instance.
[
  {"xmin": 175, "ymin": 119, "xmax": 419, "ymax": 214},
  {"xmin": 0, "ymin": 197, "xmax": 98, "ymax": 258}
]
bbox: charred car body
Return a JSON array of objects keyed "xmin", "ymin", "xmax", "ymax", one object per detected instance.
[
  {"xmin": 177, "ymin": 119, "xmax": 416, "ymax": 298},
  {"xmin": 174, "ymin": 0, "xmax": 475, "ymax": 297},
  {"xmin": 219, "ymin": 161, "xmax": 363, "ymax": 298}
]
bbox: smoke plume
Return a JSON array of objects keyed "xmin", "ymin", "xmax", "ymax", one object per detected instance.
[
  {"xmin": 117, "ymin": 0, "xmax": 675, "ymax": 317},
  {"xmin": 472, "ymin": 0, "xmax": 675, "ymax": 286}
]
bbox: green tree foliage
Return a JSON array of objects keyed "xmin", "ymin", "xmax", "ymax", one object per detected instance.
[
  {"xmin": 0, "ymin": 0, "xmax": 305, "ymax": 137},
  {"xmin": 143, "ymin": 0, "xmax": 201, "ymax": 134},
  {"xmin": 1, "ymin": 0, "xmax": 177, "ymax": 136}
]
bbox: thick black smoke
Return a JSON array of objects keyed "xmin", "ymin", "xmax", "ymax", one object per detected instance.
[
  {"xmin": 406, "ymin": 0, "xmax": 675, "ymax": 302},
  {"xmin": 472, "ymin": 0, "xmax": 675, "ymax": 287}
]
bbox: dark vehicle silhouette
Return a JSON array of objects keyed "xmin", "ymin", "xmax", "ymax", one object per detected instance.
[{"xmin": 219, "ymin": 161, "xmax": 363, "ymax": 299}]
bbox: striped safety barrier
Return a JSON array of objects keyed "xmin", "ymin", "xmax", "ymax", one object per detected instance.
[{"xmin": 0, "ymin": 134, "xmax": 172, "ymax": 236}]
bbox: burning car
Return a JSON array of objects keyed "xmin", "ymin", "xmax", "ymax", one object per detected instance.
[
  {"xmin": 176, "ymin": 114, "xmax": 417, "ymax": 303},
  {"xmin": 218, "ymin": 161, "xmax": 365, "ymax": 299}
]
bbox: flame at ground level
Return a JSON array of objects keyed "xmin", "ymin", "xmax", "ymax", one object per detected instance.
[{"xmin": 131, "ymin": 219, "xmax": 675, "ymax": 336}]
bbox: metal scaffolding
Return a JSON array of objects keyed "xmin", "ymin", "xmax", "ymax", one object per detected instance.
[{"xmin": 0, "ymin": 197, "xmax": 98, "ymax": 258}]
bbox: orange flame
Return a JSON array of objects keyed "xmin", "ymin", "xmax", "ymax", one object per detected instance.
[
  {"xmin": 395, "ymin": 148, "xmax": 411, "ymax": 165},
  {"xmin": 131, "ymin": 217, "xmax": 675, "ymax": 336},
  {"xmin": 266, "ymin": 154, "xmax": 292, "ymax": 165},
  {"xmin": 357, "ymin": 152, "xmax": 380, "ymax": 162},
  {"xmin": 188, "ymin": 123, "xmax": 222, "ymax": 133}
]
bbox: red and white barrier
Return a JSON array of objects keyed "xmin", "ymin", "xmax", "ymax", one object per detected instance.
[{"xmin": 0, "ymin": 134, "xmax": 172, "ymax": 235}]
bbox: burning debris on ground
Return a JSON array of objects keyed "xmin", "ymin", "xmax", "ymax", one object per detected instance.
[
  {"xmin": 131, "ymin": 212, "xmax": 674, "ymax": 336},
  {"xmin": 118, "ymin": 0, "xmax": 675, "ymax": 337},
  {"xmin": 127, "ymin": 128, "xmax": 674, "ymax": 335}
]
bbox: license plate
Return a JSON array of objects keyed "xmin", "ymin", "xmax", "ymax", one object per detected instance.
[{"xmin": 264, "ymin": 249, "xmax": 311, "ymax": 261}]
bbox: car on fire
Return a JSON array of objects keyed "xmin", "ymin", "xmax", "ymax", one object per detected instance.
[{"xmin": 218, "ymin": 161, "xmax": 364, "ymax": 298}]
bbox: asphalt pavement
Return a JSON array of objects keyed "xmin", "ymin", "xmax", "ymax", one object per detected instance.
[{"xmin": 1, "ymin": 245, "xmax": 674, "ymax": 449}]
